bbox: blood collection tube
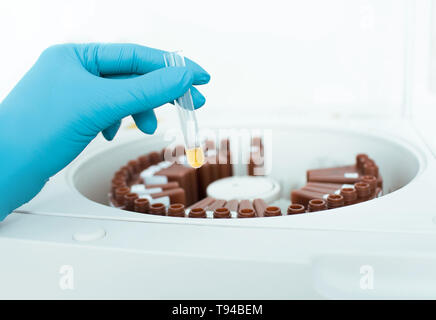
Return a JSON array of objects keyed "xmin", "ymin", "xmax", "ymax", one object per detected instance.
[
  {"xmin": 354, "ymin": 182, "xmax": 371, "ymax": 202},
  {"xmin": 291, "ymin": 189, "xmax": 329, "ymax": 207},
  {"xmin": 213, "ymin": 207, "xmax": 231, "ymax": 219},
  {"xmin": 308, "ymin": 199, "xmax": 327, "ymax": 212},
  {"xmin": 361, "ymin": 175, "xmax": 377, "ymax": 197},
  {"xmin": 188, "ymin": 197, "xmax": 216, "ymax": 210},
  {"xmin": 138, "ymin": 154, "xmax": 151, "ymax": 171},
  {"xmin": 127, "ymin": 160, "xmax": 141, "ymax": 175},
  {"xmin": 189, "ymin": 207, "xmax": 207, "ymax": 218},
  {"xmin": 164, "ymin": 51, "xmax": 204, "ymax": 169},
  {"xmin": 134, "ymin": 198, "xmax": 150, "ymax": 213},
  {"xmin": 326, "ymin": 194, "xmax": 344, "ymax": 209},
  {"xmin": 196, "ymin": 140, "xmax": 217, "ymax": 198},
  {"xmin": 248, "ymin": 136, "xmax": 264, "ymax": 176},
  {"xmin": 148, "ymin": 151, "xmax": 162, "ymax": 165},
  {"xmin": 146, "ymin": 182, "xmax": 180, "ymax": 190},
  {"xmin": 115, "ymin": 186, "xmax": 130, "ymax": 206},
  {"xmin": 248, "ymin": 153, "xmax": 265, "ymax": 177},
  {"xmin": 238, "ymin": 200, "xmax": 256, "ymax": 218},
  {"xmin": 168, "ymin": 203, "xmax": 186, "ymax": 217},
  {"xmin": 207, "ymin": 199, "xmax": 226, "ymax": 212},
  {"xmin": 149, "ymin": 203, "xmax": 166, "ymax": 216},
  {"xmin": 264, "ymin": 206, "xmax": 282, "ymax": 217},
  {"xmin": 303, "ymin": 182, "xmax": 354, "ymax": 194},
  {"xmin": 340, "ymin": 187, "xmax": 357, "ymax": 205},
  {"xmin": 155, "ymin": 164, "xmax": 198, "ymax": 206},
  {"xmin": 119, "ymin": 166, "xmax": 131, "ymax": 181},
  {"xmin": 151, "ymin": 188, "xmax": 186, "ymax": 205},
  {"xmin": 219, "ymin": 139, "xmax": 233, "ymax": 177},
  {"xmin": 356, "ymin": 154, "xmax": 368, "ymax": 171},
  {"xmin": 287, "ymin": 204, "xmax": 305, "ymax": 215},
  {"xmin": 253, "ymin": 198, "xmax": 267, "ymax": 217},
  {"xmin": 363, "ymin": 163, "xmax": 379, "ymax": 178},
  {"xmin": 111, "ymin": 178, "xmax": 127, "ymax": 194},
  {"xmin": 114, "ymin": 170, "xmax": 128, "ymax": 181},
  {"xmin": 224, "ymin": 200, "xmax": 239, "ymax": 212},
  {"xmin": 238, "ymin": 209, "xmax": 256, "ymax": 218},
  {"xmin": 124, "ymin": 192, "xmax": 139, "ymax": 211}
]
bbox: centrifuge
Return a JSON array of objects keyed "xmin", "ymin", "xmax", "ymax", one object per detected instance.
[{"xmin": 0, "ymin": 111, "xmax": 433, "ymax": 299}]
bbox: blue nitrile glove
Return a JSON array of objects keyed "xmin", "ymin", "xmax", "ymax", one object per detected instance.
[{"xmin": 0, "ymin": 43, "xmax": 210, "ymax": 220}]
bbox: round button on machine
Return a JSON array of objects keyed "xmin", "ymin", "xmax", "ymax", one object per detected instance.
[{"xmin": 73, "ymin": 227, "xmax": 106, "ymax": 242}]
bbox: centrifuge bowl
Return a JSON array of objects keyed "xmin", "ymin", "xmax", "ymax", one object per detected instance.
[{"xmin": 71, "ymin": 125, "xmax": 423, "ymax": 215}]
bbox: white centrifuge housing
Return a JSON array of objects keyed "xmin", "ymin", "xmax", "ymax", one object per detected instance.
[{"xmin": 1, "ymin": 0, "xmax": 436, "ymax": 299}]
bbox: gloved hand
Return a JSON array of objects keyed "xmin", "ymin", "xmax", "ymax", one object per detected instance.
[{"xmin": 0, "ymin": 43, "xmax": 210, "ymax": 220}]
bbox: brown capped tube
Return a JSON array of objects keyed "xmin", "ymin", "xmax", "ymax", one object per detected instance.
[
  {"xmin": 217, "ymin": 154, "xmax": 232, "ymax": 178},
  {"xmin": 119, "ymin": 166, "xmax": 131, "ymax": 180},
  {"xmin": 189, "ymin": 207, "xmax": 207, "ymax": 218},
  {"xmin": 188, "ymin": 197, "xmax": 216, "ymax": 210},
  {"xmin": 355, "ymin": 182, "xmax": 371, "ymax": 201},
  {"xmin": 224, "ymin": 200, "xmax": 239, "ymax": 212},
  {"xmin": 264, "ymin": 206, "xmax": 282, "ymax": 217},
  {"xmin": 168, "ymin": 203, "xmax": 185, "ymax": 217},
  {"xmin": 304, "ymin": 182, "xmax": 345, "ymax": 193},
  {"xmin": 148, "ymin": 151, "xmax": 162, "ymax": 165},
  {"xmin": 134, "ymin": 198, "xmax": 149, "ymax": 213},
  {"xmin": 207, "ymin": 199, "xmax": 226, "ymax": 211},
  {"xmin": 111, "ymin": 179, "xmax": 127, "ymax": 194},
  {"xmin": 146, "ymin": 182, "xmax": 179, "ymax": 190},
  {"xmin": 361, "ymin": 175, "xmax": 377, "ymax": 195},
  {"xmin": 138, "ymin": 155, "xmax": 151, "ymax": 170},
  {"xmin": 248, "ymin": 152, "xmax": 265, "ymax": 176},
  {"xmin": 220, "ymin": 138, "xmax": 231, "ymax": 162},
  {"xmin": 238, "ymin": 200, "xmax": 256, "ymax": 218},
  {"xmin": 308, "ymin": 199, "xmax": 327, "ymax": 212},
  {"xmin": 124, "ymin": 192, "xmax": 139, "ymax": 211},
  {"xmin": 238, "ymin": 208, "xmax": 256, "ymax": 218},
  {"xmin": 251, "ymin": 136, "xmax": 264, "ymax": 152},
  {"xmin": 207, "ymin": 155, "xmax": 220, "ymax": 182},
  {"xmin": 363, "ymin": 163, "xmax": 379, "ymax": 177},
  {"xmin": 287, "ymin": 204, "xmax": 305, "ymax": 215},
  {"xmin": 213, "ymin": 207, "xmax": 231, "ymax": 219},
  {"xmin": 356, "ymin": 154, "xmax": 369, "ymax": 171},
  {"xmin": 340, "ymin": 187, "xmax": 357, "ymax": 205},
  {"xmin": 115, "ymin": 186, "xmax": 130, "ymax": 206},
  {"xmin": 114, "ymin": 170, "xmax": 128, "ymax": 181},
  {"xmin": 155, "ymin": 164, "xmax": 199, "ymax": 205},
  {"xmin": 203, "ymin": 140, "xmax": 218, "ymax": 182},
  {"xmin": 149, "ymin": 203, "xmax": 166, "ymax": 216},
  {"xmin": 127, "ymin": 160, "xmax": 141, "ymax": 174},
  {"xmin": 239, "ymin": 200, "xmax": 254, "ymax": 212},
  {"xmin": 197, "ymin": 161, "xmax": 213, "ymax": 199},
  {"xmin": 326, "ymin": 194, "xmax": 344, "ymax": 209},
  {"xmin": 253, "ymin": 198, "xmax": 267, "ymax": 217},
  {"xmin": 365, "ymin": 158, "xmax": 375, "ymax": 166},
  {"xmin": 291, "ymin": 189, "xmax": 329, "ymax": 207},
  {"xmin": 112, "ymin": 176, "xmax": 125, "ymax": 184},
  {"xmin": 151, "ymin": 188, "xmax": 186, "ymax": 205}
]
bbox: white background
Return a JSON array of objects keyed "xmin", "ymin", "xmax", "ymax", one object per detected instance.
[{"xmin": 0, "ymin": 0, "xmax": 435, "ymax": 121}]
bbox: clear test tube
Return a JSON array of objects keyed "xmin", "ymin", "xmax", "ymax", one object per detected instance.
[{"xmin": 163, "ymin": 51, "xmax": 204, "ymax": 168}]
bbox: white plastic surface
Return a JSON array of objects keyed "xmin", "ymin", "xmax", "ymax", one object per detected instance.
[
  {"xmin": 206, "ymin": 176, "xmax": 281, "ymax": 203},
  {"xmin": 2, "ymin": 212, "xmax": 436, "ymax": 299}
]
